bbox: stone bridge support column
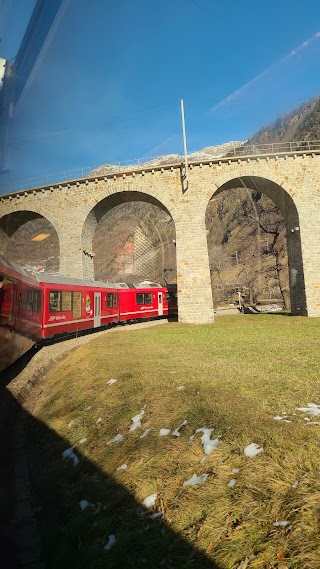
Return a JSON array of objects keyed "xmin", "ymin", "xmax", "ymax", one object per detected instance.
[
  {"xmin": 58, "ymin": 224, "xmax": 88, "ymax": 279},
  {"xmin": 175, "ymin": 206, "xmax": 214, "ymax": 324},
  {"xmin": 297, "ymin": 199, "xmax": 320, "ymax": 317},
  {"xmin": 0, "ymin": 227, "xmax": 9, "ymax": 256}
]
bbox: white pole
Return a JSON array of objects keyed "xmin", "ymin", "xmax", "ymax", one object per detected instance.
[{"xmin": 180, "ymin": 99, "xmax": 188, "ymax": 182}]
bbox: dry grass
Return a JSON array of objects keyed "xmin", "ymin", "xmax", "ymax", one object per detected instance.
[{"xmin": 26, "ymin": 315, "xmax": 320, "ymax": 568}]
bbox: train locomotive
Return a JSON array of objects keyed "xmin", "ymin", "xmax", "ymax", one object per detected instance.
[{"xmin": 0, "ymin": 255, "xmax": 177, "ymax": 373}]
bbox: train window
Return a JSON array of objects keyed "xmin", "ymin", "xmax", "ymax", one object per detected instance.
[
  {"xmin": 49, "ymin": 291, "xmax": 62, "ymax": 312},
  {"xmin": 107, "ymin": 293, "xmax": 118, "ymax": 307},
  {"xmin": 26, "ymin": 290, "xmax": 41, "ymax": 314},
  {"xmin": 72, "ymin": 292, "xmax": 82, "ymax": 319},
  {"xmin": 0, "ymin": 278, "xmax": 13, "ymax": 321},
  {"xmin": 61, "ymin": 291, "xmax": 72, "ymax": 311},
  {"xmin": 136, "ymin": 292, "xmax": 152, "ymax": 305}
]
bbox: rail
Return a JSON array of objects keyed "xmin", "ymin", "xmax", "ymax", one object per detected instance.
[{"xmin": 1, "ymin": 139, "xmax": 320, "ymax": 195}]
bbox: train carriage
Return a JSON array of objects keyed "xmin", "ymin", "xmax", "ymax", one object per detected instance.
[
  {"xmin": 0, "ymin": 256, "xmax": 43, "ymax": 371},
  {"xmin": 35, "ymin": 274, "xmax": 120, "ymax": 339},
  {"xmin": 117, "ymin": 282, "xmax": 168, "ymax": 322},
  {"xmin": 0, "ymin": 254, "xmax": 176, "ymax": 373}
]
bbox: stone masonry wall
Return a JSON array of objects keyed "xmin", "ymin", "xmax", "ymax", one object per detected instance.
[{"xmin": 0, "ymin": 151, "xmax": 319, "ymax": 322}]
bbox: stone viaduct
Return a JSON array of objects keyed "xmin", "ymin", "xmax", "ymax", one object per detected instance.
[{"xmin": 1, "ymin": 146, "xmax": 320, "ymax": 323}]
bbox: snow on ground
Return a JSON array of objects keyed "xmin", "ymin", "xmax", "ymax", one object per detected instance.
[
  {"xmin": 189, "ymin": 427, "xmax": 220, "ymax": 456},
  {"xmin": 159, "ymin": 428, "xmax": 171, "ymax": 436},
  {"xmin": 107, "ymin": 378, "xmax": 117, "ymax": 385},
  {"xmin": 129, "ymin": 409, "xmax": 145, "ymax": 432},
  {"xmin": 140, "ymin": 428, "xmax": 152, "ymax": 438},
  {"xmin": 62, "ymin": 446, "xmax": 80, "ymax": 466},
  {"xmin": 183, "ymin": 473, "xmax": 209, "ymax": 486},
  {"xmin": 104, "ymin": 534, "xmax": 116, "ymax": 551},
  {"xmin": 143, "ymin": 493, "xmax": 158, "ymax": 508},
  {"xmin": 244, "ymin": 443, "xmax": 264, "ymax": 458},
  {"xmin": 116, "ymin": 463, "xmax": 128, "ymax": 472},
  {"xmin": 171, "ymin": 420, "xmax": 188, "ymax": 437},
  {"xmin": 107, "ymin": 433, "xmax": 124, "ymax": 445}
]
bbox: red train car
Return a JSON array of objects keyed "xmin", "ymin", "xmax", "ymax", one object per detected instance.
[
  {"xmin": 0, "ymin": 253, "xmax": 175, "ymax": 373},
  {"xmin": 0, "ymin": 256, "xmax": 43, "ymax": 371},
  {"xmin": 117, "ymin": 282, "xmax": 168, "ymax": 322},
  {"xmin": 35, "ymin": 274, "xmax": 119, "ymax": 339}
]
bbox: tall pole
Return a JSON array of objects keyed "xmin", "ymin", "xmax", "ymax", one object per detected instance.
[{"xmin": 180, "ymin": 99, "xmax": 188, "ymax": 183}]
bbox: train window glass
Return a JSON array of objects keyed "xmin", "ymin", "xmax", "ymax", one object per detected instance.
[
  {"xmin": 136, "ymin": 293, "xmax": 144, "ymax": 305},
  {"xmin": 61, "ymin": 291, "xmax": 72, "ymax": 311},
  {"xmin": 136, "ymin": 292, "xmax": 152, "ymax": 305},
  {"xmin": 1, "ymin": 278, "xmax": 13, "ymax": 321},
  {"xmin": 72, "ymin": 292, "xmax": 82, "ymax": 319},
  {"xmin": 107, "ymin": 293, "xmax": 113, "ymax": 308},
  {"xmin": 114, "ymin": 293, "xmax": 118, "ymax": 307},
  {"xmin": 49, "ymin": 291, "xmax": 62, "ymax": 312}
]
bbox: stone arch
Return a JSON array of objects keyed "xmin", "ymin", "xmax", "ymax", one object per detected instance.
[
  {"xmin": 81, "ymin": 188, "xmax": 177, "ymax": 280},
  {"xmin": 0, "ymin": 208, "xmax": 61, "ymax": 272},
  {"xmin": 205, "ymin": 174, "xmax": 307, "ymax": 315}
]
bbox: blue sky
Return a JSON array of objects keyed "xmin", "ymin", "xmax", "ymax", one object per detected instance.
[{"xmin": 1, "ymin": 0, "xmax": 320, "ymax": 190}]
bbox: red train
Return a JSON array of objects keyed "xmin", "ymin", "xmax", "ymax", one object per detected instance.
[{"xmin": 0, "ymin": 255, "xmax": 177, "ymax": 373}]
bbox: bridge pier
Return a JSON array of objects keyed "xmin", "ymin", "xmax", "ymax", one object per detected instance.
[{"xmin": 175, "ymin": 208, "xmax": 214, "ymax": 324}]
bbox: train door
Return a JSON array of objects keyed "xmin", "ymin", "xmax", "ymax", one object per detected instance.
[
  {"xmin": 158, "ymin": 292, "xmax": 163, "ymax": 316},
  {"xmin": 94, "ymin": 292, "xmax": 101, "ymax": 327}
]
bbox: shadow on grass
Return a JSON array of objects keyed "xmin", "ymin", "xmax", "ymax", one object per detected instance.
[{"xmin": 1, "ymin": 358, "xmax": 223, "ymax": 569}]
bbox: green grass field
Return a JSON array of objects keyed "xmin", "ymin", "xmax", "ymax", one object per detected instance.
[{"xmin": 26, "ymin": 315, "xmax": 320, "ymax": 569}]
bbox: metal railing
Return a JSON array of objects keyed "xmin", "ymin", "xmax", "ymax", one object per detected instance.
[{"xmin": 1, "ymin": 139, "xmax": 320, "ymax": 196}]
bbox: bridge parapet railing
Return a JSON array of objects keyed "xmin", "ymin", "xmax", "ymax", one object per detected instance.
[
  {"xmin": 226, "ymin": 139, "xmax": 320, "ymax": 156},
  {"xmin": 1, "ymin": 140, "xmax": 320, "ymax": 196}
]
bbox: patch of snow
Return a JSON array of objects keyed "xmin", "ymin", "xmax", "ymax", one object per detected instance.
[
  {"xmin": 296, "ymin": 402, "xmax": 320, "ymax": 416},
  {"xmin": 244, "ymin": 443, "xmax": 264, "ymax": 458},
  {"xmin": 149, "ymin": 512, "xmax": 163, "ymax": 520},
  {"xmin": 62, "ymin": 446, "xmax": 79, "ymax": 466},
  {"xmin": 107, "ymin": 378, "xmax": 117, "ymax": 385},
  {"xmin": 129, "ymin": 409, "xmax": 145, "ymax": 431},
  {"xmin": 79, "ymin": 500, "xmax": 94, "ymax": 511},
  {"xmin": 273, "ymin": 520, "xmax": 290, "ymax": 527},
  {"xmin": 171, "ymin": 419, "xmax": 188, "ymax": 437},
  {"xmin": 68, "ymin": 421, "xmax": 75, "ymax": 428},
  {"xmin": 78, "ymin": 438, "xmax": 87, "ymax": 444},
  {"xmin": 96, "ymin": 417, "xmax": 103, "ymax": 424},
  {"xmin": 104, "ymin": 534, "xmax": 116, "ymax": 551},
  {"xmin": 116, "ymin": 463, "xmax": 128, "ymax": 472},
  {"xmin": 107, "ymin": 433, "xmax": 124, "ymax": 445},
  {"xmin": 176, "ymin": 385, "xmax": 185, "ymax": 390},
  {"xmin": 231, "ymin": 468, "xmax": 240, "ymax": 474},
  {"xmin": 189, "ymin": 427, "xmax": 220, "ymax": 455},
  {"xmin": 183, "ymin": 473, "xmax": 209, "ymax": 486},
  {"xmin": 143, "ymin": 493, "xmax": 157, "ymax": 508},
  {"xmin": 159, "ymin": 428, "xmax": 171, "ymax": 436},
  {"xmin": 273, "ymin": 415, "xmax": 289, "ymax": 421},
  {"xmin": 292, "ymin": 480, "xmax": 299, "ymax": 488},
  {"xmin": 306, "ymin": 421, "xmax": 320, "ymax": 425},
  {"xmin": 140, "ymin": 428, "xmax": 152, "ymax": 439},
  {"xmin": 227, "ymin": 479, "xmax": 237, "ymax": 488},
  {"xmin": 84, "ymin": 405, "xmax": 92, "ymax": 411}
]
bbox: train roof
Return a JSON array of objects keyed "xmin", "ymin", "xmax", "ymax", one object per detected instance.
[
  {"xmin": 33, "ymin": 273, "xmax": 164, "ymax": 289},
  {"xmin": 34, "ymin": 273, "xmax": 114, "ymax": 288},
  {"xmin": 0, "ymin": 254, "xmax": 36, "ymax": 279}
]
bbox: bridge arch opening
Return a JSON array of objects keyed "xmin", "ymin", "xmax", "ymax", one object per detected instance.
[
  {"xmin": 82, "ymin": 191, "xmax": 177, "ymax": 285},
  {"xmin": 0, "ymin": 211, "xmax": 60, "ymax": 274},
  {"xmin": 205, "ymin": 175, "xmax": 306, "ymax": 315}
]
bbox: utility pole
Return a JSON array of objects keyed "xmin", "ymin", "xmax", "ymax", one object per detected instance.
[{"xmin": 180, "ymin": 99, "xmax": 188, "ymax": 185}]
